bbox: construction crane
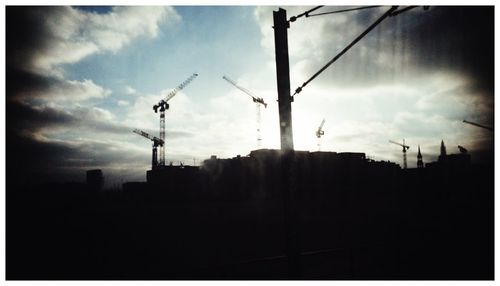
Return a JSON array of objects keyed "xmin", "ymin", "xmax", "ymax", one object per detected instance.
[
  {"xmin": 133, "ymin": 129, "xmax": 164, "ymax": 170},
  {"xmin": 463, "ymin": 119, "xmax": 493, "ymax": 132},
  {"xmin": 153, "ymin": 73, "xmax": 198, "ymax": 166},
  {"xmin": 389, "ymin": 139, "xmax": 410, "ymax": 169},
  {"xmin": 315, "ymin": 119, "xmax": 325, "ymax": 151},
  {"xmin": 222, "ymin": 75, "xmax": 267, "ymax": 148}
]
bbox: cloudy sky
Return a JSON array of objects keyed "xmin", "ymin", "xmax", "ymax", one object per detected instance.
[{"xmin": 6, "ymin": 6, "xmax": 494, "ymax": 187}]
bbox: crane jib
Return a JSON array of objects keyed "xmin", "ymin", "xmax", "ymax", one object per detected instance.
[
  {"xmin": 164, "ymin": 73, "xmax": 199, "ymax": 103},
  {"xmin": 222, "ymin": 75, "xmax": 268, "ymax": 106}
]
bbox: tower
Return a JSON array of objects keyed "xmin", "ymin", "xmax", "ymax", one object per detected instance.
[
  {"xmin": 439, "ymin": 140, "xmax": 447, "ymax": 162},
  {"xmin": 440, "ymin": 140, "xmax": 447, "ymax": 157},
  {"xmin": 417, "ymin": 145, "xmax": 423, "ymax": 169},
  {"xmin": 389, "ymin": 139, "xmax": 410, "ymax": 169},
  {"xmin": 153, "ymin": 73, "xmax": 198, "ymax": 166},
  {"xmin": 222, "ymin": 75, "xmax": 267, "ymax": 149}
]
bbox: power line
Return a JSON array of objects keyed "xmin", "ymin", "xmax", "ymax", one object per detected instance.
[
  {"xmin": 307, "ymin": 5, "xmax": 382, "ymax": 17},
  {"xmin": 292, "ymin": 6, "xmax": 398, "ymax": 96},
  {"xmin": 288, "ymin": 6, "xmax": 323, "ymax": 22},
  {"xmin": 291, "ymin": 5, "xmax": 428, "ymax": 96},
  {"xmin": 390, "ymin": 5, "xmax": 419, "ymax": 16}
]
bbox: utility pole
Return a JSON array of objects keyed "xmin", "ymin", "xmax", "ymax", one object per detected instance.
[
  {"xmin": 273, "ymin": 8, "xmax": 301, "ymax": 278},
  {"xmin": 274, "ymin": 8, "xmax": 294, "ymax": 151}
]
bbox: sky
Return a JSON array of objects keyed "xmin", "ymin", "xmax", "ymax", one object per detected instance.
[{"xmin": 6, "ymin": 5, "xmax": 494, "ymax": 187}]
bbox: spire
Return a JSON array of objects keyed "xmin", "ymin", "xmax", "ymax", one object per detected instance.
[
  {"xmin": 438, "ymin": 140, "xmax": 447, "ymax": 162},
  {"xmin": 440, "ymin": 140, "xmax": 446, "ymax": 157},
  {"xmin": 417, "ymin": 145, "xmax": 423, "ymax": 168}
]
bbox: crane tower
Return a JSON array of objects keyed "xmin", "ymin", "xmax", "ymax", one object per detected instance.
[
  {"xmin": 153, "ymin": 73, "xmax": 198, "ymax": 166},
  {"xmin": 389, "ymin": 139, "xmax": 410, "ymax": 169},
  {"xmin": 133, "ymin": 129, "xmax": 164, "ymax": 169},
  {"xmin": 222, "ymin": 75, "xmax": 267, "ymax": 149}
]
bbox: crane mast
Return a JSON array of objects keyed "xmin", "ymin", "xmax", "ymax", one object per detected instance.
[
  {"xmin": 316, "ymin": 119, "xmax": 325, "ymax": 151},
  {"xmin": 389, "ymin": 139, "xmax": 410, "ymax": 169},
  {"xmin": 222, "ymin": 75, "xmax": 267, "ymax": 148},
  {"xmin": 133, "ymin": 129, "xmax": 164, "ymax": 169},
  {"xmin": 153, "ymin": 73, "xmax": 198, "ymax": 166}
]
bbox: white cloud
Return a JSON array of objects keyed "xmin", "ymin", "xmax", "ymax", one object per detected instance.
[
  {"xmin": 123, "ymin": 93, "xmax": 161, "ymax": 132},
  {"xmin": 18, "ymin": 78, "xmax": 111, "ymax": 103},
  {"xmin": 121, "ymin": 81, "xmax": 273, "ymax": 162},
  {"xmin": 117, "ymin": 100, "xmax": 130, "ymax": 106},
  {"xmin": 24, "ymin": 103, "xmax": 127, "ymax": 137},
  {"xmin": 125, "ymin": 85, "xmax": 137, "ymax": 95},
  {"xmin": 73, "ymin": 105, "xmax": 115, "ymax": 122},
  {"xmin": 29, "ymin": 6, "xmax": 181, "ymax": 77}
]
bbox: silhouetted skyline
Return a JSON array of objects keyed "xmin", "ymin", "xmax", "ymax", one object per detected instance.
[
  {"xmin": 7, "ymin": 146, "xmax": 493, "ymax": 279},
  {"xmin": 7, "ymin": 6, "xmax": 493, "ymax": 186},
  {"xmin": 5, "ymin": 5, "xmax": 495, "ymax": 281}
]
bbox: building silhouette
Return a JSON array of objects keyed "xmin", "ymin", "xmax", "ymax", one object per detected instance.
[
  {"xmin": 86, "ymin": 169, "xmax": 104, "ymax": 191},
  {"xmin": 439, "ymin": 139, "xmax": 447, "ymax": 161},
  {"xmin": 417, "ymin": 145, "xmax": 424, "ymax": 169},
  {"xmin": 7, "ymin": 147, "xmax": 493, "ymax": 279}
]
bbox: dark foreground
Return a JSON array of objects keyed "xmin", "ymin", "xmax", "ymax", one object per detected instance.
[{"xmin": 7, "ymin": 162, "xmax": 494, "ymax": 279}]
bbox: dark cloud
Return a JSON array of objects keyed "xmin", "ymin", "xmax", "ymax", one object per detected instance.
[
  {"xmin": 404, "ymin": 6, "xmax": 493, "ymax": 87},
  {"xmin": 7, "ymin": 6, "xmax": 175, "ymax": 77},
  {"xmin": 7, "ymin": 100, "xmax": 195, "ymax": 142},
  {"xmin": 6, "ymin": 67, "xmax": 56, "ymax": 100},
  {"xmin": 6, "ymin": 99, "xmax": 195, "ymax": 188},
  {"xmin": 7, "ymin": 101, "xmax": 130, "ymax": 135},
  {"xmin": 6, "ymin": 6, "xmax": 53, "ymax": 74},
  {"xmin": 7, "ymin": 128, "xmax": 197, "ymax": 188},
  {"xmin": 7, "ymin": 130, "xmax": 149, "ymax": 187},
  {"xmin": 137, "ymin": 127, "xmax": 193, "ymax": 139},
  {"xmin": 298, "ymin": 6, "xmax": 493, "ymax": 93}
]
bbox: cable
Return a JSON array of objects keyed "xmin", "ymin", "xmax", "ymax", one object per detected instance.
[
  {"xmin": 390, "ymin": 6, "xmax": 418, "ymax": 17},
  {"xmin": 307, "ymin": 5, "xmax": 382, "ymax": 17},
  {"xmin": 289, "ymin": 6, "xmax": 324, "ymax": 22},
  {"xmin": 292, "ymin": 6, "xmax": 399, "ymax": 96}
]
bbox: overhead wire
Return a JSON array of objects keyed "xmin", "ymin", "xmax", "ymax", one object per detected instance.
[
  {"xmin": 292, "ymin": 6, "xmax": 398, "ymax": 96},
  {"xmin": 288, "ymin": 6, "xmax": 323, "ymax": 22},
  {"xmin": 292, "ymin": 5, "xmax": 426, "ymax": 96},
  {"xmin": 306, "ymin": 5, "xmax": 382, "ymax": 17}
]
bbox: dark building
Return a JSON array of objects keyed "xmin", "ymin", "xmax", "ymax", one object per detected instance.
[
  {"xmin": 8, "ymin": 148, "xmax": 491, "ymax": 280},
  {"xmin": 198, "ymin": 149, "xmax": 401, "ymax": 202},
  {"xmin": 438, "ymin": 139, "xmax": 447, "ymax": 161},
  {"xmin": 86, "ymin": 169, "xmax": 104, "ymax": 191},
  {"xmin": 427, "ymin": 140, "xmax": 472, "ymax": 172},
  {"xmin": 122, "ymin": 181, "xmax": 148, "ymax": 192},
  {"xmin": 417, "ymin": 145, "xmax": 424, "ymax": 169},
  {"xmin": 146, "ymin": 165, "xmax": 205, "ymax": 200}
]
